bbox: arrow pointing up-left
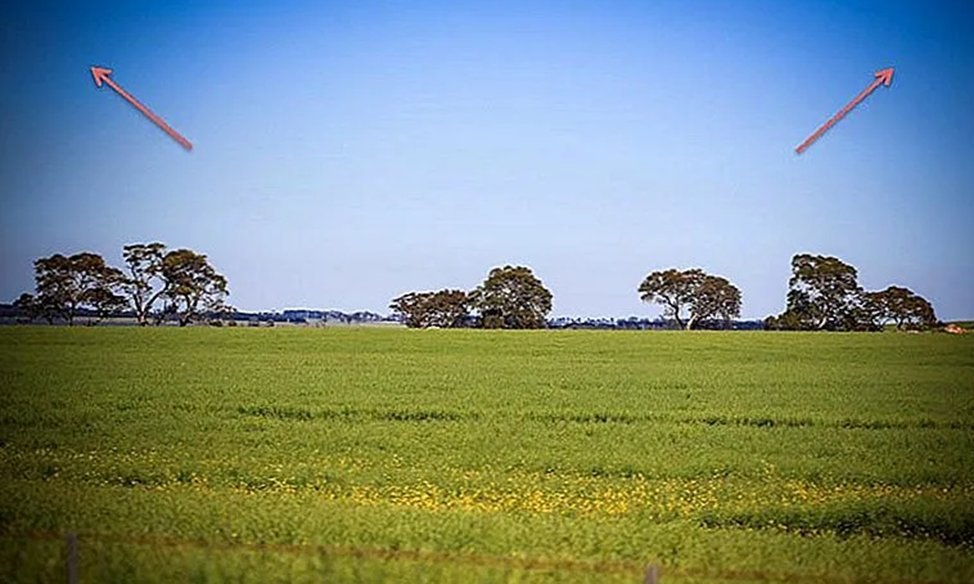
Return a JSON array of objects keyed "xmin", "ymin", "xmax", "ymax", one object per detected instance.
[{"xmin": 90, "ymin": 66, "xmax": 193, "ymax": 151}]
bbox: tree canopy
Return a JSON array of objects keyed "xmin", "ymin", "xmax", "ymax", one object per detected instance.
[
  {"xmin": 865, "ymin": 286, "xmax": 938, "ymax": 330},
  {"xmin": 781, "ymin": 254, "xmax": 863, "ymax": 330},
  {"xmin": 470, "ymin": 265, "xmax": 552, "ymax": 329},
  {"xmin": 14, "ymin": 245, "xmax": 230, "ymax": 326},
  {"xmin": 638, "ymin": 268, "xmax": 741, "ymax": 329},
  {"xmin": 390, "ymin": 289, "xmax": 470, "ymax": 328},
  {"xmin": 20, "ymin": 252, "xmax": 126, "ymax": 325},
  {"xmin": 121, "ymin": 242, "xmax": 167, "ymax": 326},
  {"xmin": 159, "ymin": 249, "xmax": 230, "ymax": 327},
  {"xmin": 767, "ymin": 254, "xmax": 938, "ymax": 332}
]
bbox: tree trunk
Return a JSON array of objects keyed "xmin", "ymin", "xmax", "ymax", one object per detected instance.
[
  {"xmin": 178, "ymin": 307, "xmax": 191, "ymax": 327},
  {"xmin": 667, "ymin": 300, "xmax": 685, "ymax": 330},
  {"xmin": 136, "ymin": 309, "xmax": 151, "ymax": 326}
]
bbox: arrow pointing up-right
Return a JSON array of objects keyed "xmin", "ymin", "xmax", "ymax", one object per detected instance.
[
  {"xmin": 795, "ymin": 66, "xmax": 895, "ymax": 154},
  {"xmin": 875, "ymin": 67, "xmax": 894, "ymax": 86}
]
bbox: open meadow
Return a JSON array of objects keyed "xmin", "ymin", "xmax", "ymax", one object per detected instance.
[{"xmin": 0, "ymin": 327, "xmax": 973, "ymax": 583}]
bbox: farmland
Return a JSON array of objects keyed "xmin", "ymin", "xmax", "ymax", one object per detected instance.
[{"xmin": 0, "ymin": 327, "xmax": 973, "ymax": 583}]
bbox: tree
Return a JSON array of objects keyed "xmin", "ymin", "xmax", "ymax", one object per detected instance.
[
  {"xmin": 389, "ymin": 292, "xmax": 426, "ymax": 327},
  {"xmin": 86, "ymin": 286, "xmax": 129, "ymax": 324},
  {"xmin": 470, "ymin": 266, "xmax": 552, "ymax": 329},
  {"xmin": 764, "ymin": 310, "xmax": 804, "ymax": 332},
  {"xmin": 390, "ymin": 289, "xmax": 470, "ymax": 328},
  {"xmin": 637, "ymin": 269, "xmax": 701, "ymax": 329},
  {"xmin": 32, "ymin": 254, "xmax": 77, "ymax": 324},
  {"xmin": 865, "ymin": 286, "xmax": 937, "ymax": 330},
  {"xmin": 13, "ymin": 293, "xmax": 42, "ymax": 323},
  {"xmin": 31, "ymin": 252, "xmax": 125, "ymax": 325},
  {"xmin": 71, "ymin": 253, "xmax": 127, "ymax": 325},
  {"xmin": 691, "ymin": 273, "xmax": 743, "ymax": 329},
  {"xmin": 767, "ymin": 255, "xmax": 937, "ymax": 332},
  {"xmin": 638, "ymin": 268, "xmax": 741, "ymax": 330},
  {"xmin": 776, "ymin": 254, "xmax": 863, "ymax": 331},
  {"xmin": 121, "ymin": 242, "xmax": 168, "ymax": 326},
  {"xmin": 158, "ymin": 249, "xmax": 229, "ymax": 326}
]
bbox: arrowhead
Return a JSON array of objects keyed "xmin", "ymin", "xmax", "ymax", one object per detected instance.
[
  {"xmin": 90, "ymin": 66, "xmax": 113, "ymax": 87},
  {"xmin": 874, "ymin": 67, "xmax": 894, "ymax": 87}
]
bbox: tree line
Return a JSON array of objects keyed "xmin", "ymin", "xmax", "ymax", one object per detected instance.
[
  {"xmin": 13, "ymin": 243, "xmax": 229, "ymax": 326},
  {"xmin": 390, "ymin": 266, "xmax": 553, "ymax": 329},
  {"xmin": 10, "ymin": 249, "xmax": 938, "ymax": 331},
  {"xmin": 764, "ymin": 254, "xmax": 937, "ymax": 331},
  {"xmin": 391, "ymin": 254, "xmax": 938, "ymax": 331},
  {"xmin": 390, "ymin": 264, "xmax": 743, "ymax": 330}
]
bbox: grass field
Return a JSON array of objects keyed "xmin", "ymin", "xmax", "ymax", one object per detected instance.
[{"xmin": 0, "ymin": 327, "xmax": 972, "ymax": 583}]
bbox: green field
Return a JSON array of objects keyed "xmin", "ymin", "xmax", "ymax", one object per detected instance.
[{"xmin": 1, "ymin": 327, "xmax": 973, "ymax": 583}]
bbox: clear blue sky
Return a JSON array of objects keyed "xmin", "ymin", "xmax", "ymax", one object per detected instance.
[{"xmin": 2, "ymin": 0, "xmax": 972, "ymax": 319}]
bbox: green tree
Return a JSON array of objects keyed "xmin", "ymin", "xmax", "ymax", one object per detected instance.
[
  {"xmin": 390, "ymin": 289, "xmax": 470, "ymax": 328},
  {"xmin": 32, "ymin": 254, "xmax": 78, "ymax": 324},
  {"xmin": 31, "ymin": 252, "xmax": 125, "ymax": 325},
  {"xmin": 121, "ymin": 242, "xmax": 168, "ymax": 326},
  {"xmin": 776, "ymin": 254, "xmax": 863, "ymax": 330},
  {"xmin": 159, "ymin": 249, "xmax": 229, "ymax": 326},
  {"xmin": 865, "ymin": 286, "xmax": 938, "ymax": 330},
  {"xmin": 13, "ymin": 292, "xmax": 43, "ymax": 323},
  {"xmin": 471, "ymin": 266, "xmax": 552, "ymax": 329},
  {"xmin": 85, "ymin": 286, "xmax": 129, "ymax": 324},
  {"xmin": 638, "ymin": 268, "xmax": 742, "ymax": 329}
]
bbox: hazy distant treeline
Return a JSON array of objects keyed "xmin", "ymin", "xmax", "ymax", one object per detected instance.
[{"xmin": 9, "ymin": 247, "xmax": 938, "ymax": 332}]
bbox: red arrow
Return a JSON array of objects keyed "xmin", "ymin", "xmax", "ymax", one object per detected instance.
[
  {"xmin": 90, "ymin": 66, "xmax": 193, "ymax": 151},
  {"xmin": 795, "ymin": 67, "xmax": 894, "ymax": 155}
]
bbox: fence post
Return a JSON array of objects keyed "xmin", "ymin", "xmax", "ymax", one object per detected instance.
[
  {"xmin": 66, "ymin": 533, "xmax": 78, "ymax": 584},
  {"xmin": 643, "ymin": 563, "xmax": 660, "ymax": 584}
]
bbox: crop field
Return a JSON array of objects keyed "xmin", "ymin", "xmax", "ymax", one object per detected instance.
[{"xmin": 0, "ymin": 327, "xmax": 972, "ymax": 583}]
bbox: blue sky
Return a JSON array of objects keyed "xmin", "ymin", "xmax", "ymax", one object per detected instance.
[{"xmin": 2, "ymin": 0, "xmax": 972, "ymax": 319}]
